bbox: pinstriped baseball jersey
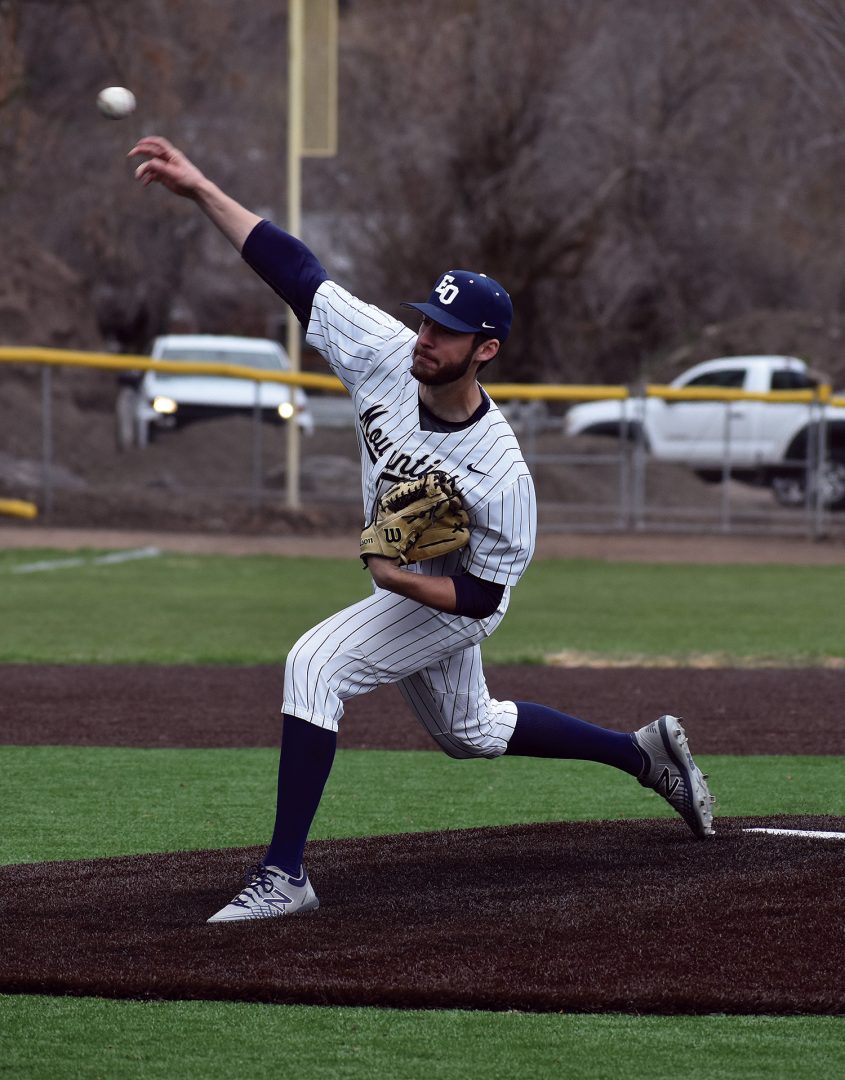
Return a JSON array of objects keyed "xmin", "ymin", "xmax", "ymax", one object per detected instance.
[{"xmin": 307, "ymin": 280, "xmax": 537, "ymax": 587}]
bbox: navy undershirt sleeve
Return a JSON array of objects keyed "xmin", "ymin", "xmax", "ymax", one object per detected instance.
[
  {"xmin": 450, "ymin": 573, "xmax": 505, "ymax": 619},
  {"xmin": 241, "ymin": 220, "xmax": 329, "ymax": 328}
]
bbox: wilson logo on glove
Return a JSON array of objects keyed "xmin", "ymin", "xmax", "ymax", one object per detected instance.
[{"xmin": 360, "ymin": 471, "xmax": 470, "ymax": 565}]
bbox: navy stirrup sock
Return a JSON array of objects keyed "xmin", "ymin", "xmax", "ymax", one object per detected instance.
[
  {"xmin": 265, "ymin": 714, "xmax": 337, "ymax": 875},
  {"xmin": 506, "ymin": 701, "xmax": 643, "ymax": 776}
]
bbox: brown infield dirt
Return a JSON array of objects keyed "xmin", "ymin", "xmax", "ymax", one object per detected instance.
[
  {"xmin": 2, "ymin": 662, "xmax": 845, "ymax": 1014},
  {"xmin": 2, "ymin": 662, "xmax": 844, "ymax": 755}
]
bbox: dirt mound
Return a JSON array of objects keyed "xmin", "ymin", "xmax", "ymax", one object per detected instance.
[
  {"xmin": 2, "ymin": 663, "xmax": 840, "ymax": 755},
  {"xmin": 2, "ymin": 816, "xmax": 843, "ymax": 1014},
  {"xmin": 0, "ymin": 365, "xmax": 364, "ymax": 533}
]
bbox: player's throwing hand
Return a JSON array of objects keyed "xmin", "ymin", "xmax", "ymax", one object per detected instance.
[
  {"xmin": 128, "ymin": 136, "xmax": 207, "ymax": 199},
  {"xmin": 128, "ymin": 136, "xmax": 261, "ymax": 251}
]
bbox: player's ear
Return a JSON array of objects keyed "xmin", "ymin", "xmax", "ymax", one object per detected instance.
[{"xmin": 475, "ymin": 337, "xmax": 500, "ymax": 364}]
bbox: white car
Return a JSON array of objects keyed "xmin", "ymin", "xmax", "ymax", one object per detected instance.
[{"xmin": 116, "ymin": 334, "xmax": 315, "ymax": 449}]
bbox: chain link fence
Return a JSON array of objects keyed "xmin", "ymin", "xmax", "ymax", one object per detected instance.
[{"xmin": 2, "ymin": 348, "xmax": 844, "ymax": 541}]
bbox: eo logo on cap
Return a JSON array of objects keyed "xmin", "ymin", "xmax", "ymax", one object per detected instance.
[
  {"xmin": 434, "ymin": 275, "xmax": 461, "ymax": 305},
  {"xmin": 402, "ymin": 270, "xmax": 512, "ymax": 341}
]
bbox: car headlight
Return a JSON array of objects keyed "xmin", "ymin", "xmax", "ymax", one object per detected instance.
[
  {"xmin": 277, "ymin": 402, "xmax": 295, "ymax": 420},
  {"xmin": 152, "ymin": 396, "xmax": 178, "ymax": 415}
]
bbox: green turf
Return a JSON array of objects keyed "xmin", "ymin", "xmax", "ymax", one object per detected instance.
[
  {"xmin": 1, "ymin": 996, "xmax": 843, "ymax": 1080},
  {"xmin": 2, "ymin": 746, "xmax": 841, "ymax": 865},
  {"xmin": 501, "ymin": 558, "xmax": 845, "ymax": 664},
  {"xmin": 0, "ymin": 549, "xmax": 842, "ymax": 663},
  {"xmin": 0, "ymin": 550, "xmax": 368, "ymax": 664},
  {"xmin": 3, "ymin": 546, "xmax": 842, "ymax": 1069}
]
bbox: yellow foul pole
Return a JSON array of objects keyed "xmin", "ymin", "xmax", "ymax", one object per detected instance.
[{"xmin": 286, "ymin": 0, "xmax": 304, "ymax": 509}]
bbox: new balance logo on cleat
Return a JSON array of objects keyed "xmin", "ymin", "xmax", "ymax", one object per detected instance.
[
  {"xmin": 633, "ymin": 714, "xmax": 715, "ymax": 839},
  {"xmin": 654, "ymin": 767, "xmax": 680, "ymax": 801},
  {"xmin": 263, "ymin": 894, "xmax": 294, "ymax": 911},
  {"xmin": 207, "ymin": 864, "xmax": 319, "ymax": 923}
]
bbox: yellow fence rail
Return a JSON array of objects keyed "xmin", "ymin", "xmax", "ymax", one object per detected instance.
[
  {"xmin": 1, "ymin": 346, "xmax": 843, "ymax": 537},
  {"xmin": 2, "ymin": 346, "xmax": 843, "ymax": 407},
  {"xmin": 0, "ymin": 347, "xmax": 343, "ymax": 392}
]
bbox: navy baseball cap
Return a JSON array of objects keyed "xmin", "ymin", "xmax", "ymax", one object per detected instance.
[{"xmin": 401, "ymin": 270, "xmax": 512, "ymax": 342}]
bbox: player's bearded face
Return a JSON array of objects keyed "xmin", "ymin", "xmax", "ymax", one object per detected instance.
[{"xmin": 411, "ymin": 323, "xmax": 480, "ymax": 386}]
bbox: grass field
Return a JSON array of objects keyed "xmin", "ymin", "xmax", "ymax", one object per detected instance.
[
  {"xmin": 4, "ymin": 746, "xmax": 844, "ymax": 865},
  {"xmin": 2, "ymin": 996, "xmax": 843, "ymax": 1080},
  {"xmin": 2, "ymin": 549, "xmax": 843, "ymax": 1078},
  {"xmin": 1, "ymin": 549, "xmax": 843, "ymax": 663}
]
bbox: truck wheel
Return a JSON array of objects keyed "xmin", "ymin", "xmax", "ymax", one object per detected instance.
[
  {"xmin": 771, "ymin": 474, "xmax": 806, "ymax": 508},
  {"xmin": 115, "ymin": 387, "xmax": 140, "ymax": 451},
  {"xmin": 771, "ymin": 456, "xmax": 845, "ymax": 511},
  {"xmin": 817, "ymin": 455, "xmax": 845, "ymax": 511}
]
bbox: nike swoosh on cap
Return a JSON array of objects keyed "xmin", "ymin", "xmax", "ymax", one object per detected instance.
[{"xmin": 481, "ymin": 322, "xmax": 496, "ymax": 330}]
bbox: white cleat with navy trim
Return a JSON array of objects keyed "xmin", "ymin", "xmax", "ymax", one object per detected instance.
[
  {"xmin": 207, "ymin": 864, "xmax": 319, "ymax": 923},
  {"xmin": 633, "ymin": 715, "xmax": 715, "ymax": 839}
]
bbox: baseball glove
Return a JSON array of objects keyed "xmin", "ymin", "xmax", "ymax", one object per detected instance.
[{"xmin": 360, "ymin": 471, "xmax": 470, "ymax": 565}]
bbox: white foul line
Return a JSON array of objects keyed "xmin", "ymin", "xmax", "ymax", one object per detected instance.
[
  {"xmin": 743, "ymin": 828, "xmax": 845, "ymax": 841},
  {"xmin": 12, "ymin": 547, "xmax": 161, "ymax": 574},
  {"xmin": 90, "ymin": 547, "xmax": 161, "ymax": 566},
  {"xmin": 12, "ymin": 556, "xmax": 86, "ymax": 573}
]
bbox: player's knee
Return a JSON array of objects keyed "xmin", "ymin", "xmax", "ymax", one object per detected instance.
[
  {"xmin": 283, "ymin": 638, "xmax": 344, "ymax": 725},
  {"xmin": 428, "ymin": 728, "xmax": 508, "ymax": 760}
]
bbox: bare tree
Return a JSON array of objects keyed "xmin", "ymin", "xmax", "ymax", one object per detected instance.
[
  {"xmin": 0, "ymin": 0, "xmax": 295, "ymax": 350},
  {"xmin": 4, "ymin": 0, "xmax": 845, "ymax": 385}
]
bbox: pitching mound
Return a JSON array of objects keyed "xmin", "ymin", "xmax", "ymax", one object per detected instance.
[{"xmin": 3, "ymin": 816, "xmax": 843, "ymax": 1014}]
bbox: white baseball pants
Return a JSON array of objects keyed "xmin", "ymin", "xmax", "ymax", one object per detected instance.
[{"xmin": 282, "ymin": 586, "xmax": 518, "ymax": 758}]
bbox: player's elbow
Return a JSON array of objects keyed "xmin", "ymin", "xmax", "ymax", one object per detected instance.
[{"xmin": 450, "ymin": 573, "xmax": 505, "ymax": 619}]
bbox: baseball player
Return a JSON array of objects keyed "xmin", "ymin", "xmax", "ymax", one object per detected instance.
[{"xmin": 130, "ymin": 137, "xmax": 715, "ymax": 924}]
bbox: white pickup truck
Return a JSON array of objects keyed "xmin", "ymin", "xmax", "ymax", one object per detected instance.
[{"xmin": 563, "ymin": 355, "xmax": 845, "ymax": 510}]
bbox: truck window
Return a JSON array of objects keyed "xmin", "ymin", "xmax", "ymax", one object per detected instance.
[
  {"xmin": 682, "ymin": 369, "xmax": 747, "ymax": 389},
  {"xmin": 770, "ymin": 370, "xmax": 818, "ymax": 390}
]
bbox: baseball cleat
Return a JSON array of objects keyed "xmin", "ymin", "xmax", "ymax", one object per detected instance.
[
  {"xmin": 207, "ymin": 863, "xmax": 319, "ymax": 923},
  {"xmin": 633, "ymin": 714, "xmax": 715, "ymax": 839}
]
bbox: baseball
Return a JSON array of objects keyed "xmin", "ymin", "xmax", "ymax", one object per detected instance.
[{"xmin": 96, "ymin": 86, "xmax": 136, "ymax": 120}]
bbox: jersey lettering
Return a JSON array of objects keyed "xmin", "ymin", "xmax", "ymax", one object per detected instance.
[
  {"xmin": 359, "ymin": 403, "xmax": 446, "ymax": 480},
  {"xmin": 434, "ymin": 274, "xmax": 460, "ymax": 305},
  {"xmin": 359, "ymin": 403, "xmax": 394, "ymax": 462},
  {"xmin": 385, "ymin": 449, "xmax": 439, "ymax": 479}
]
